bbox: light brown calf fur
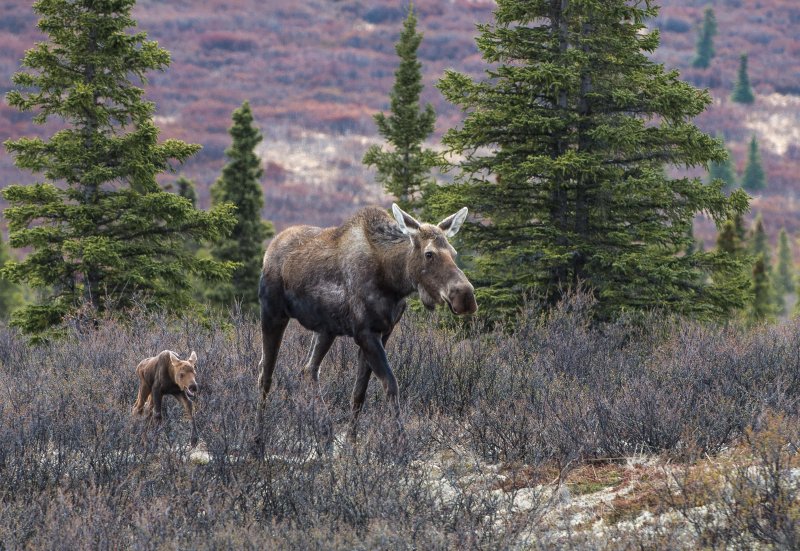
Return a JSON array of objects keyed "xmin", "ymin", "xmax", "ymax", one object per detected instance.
[{"xmin": 132, "ymin": 350, "xmax": 199, "ymax": 446}]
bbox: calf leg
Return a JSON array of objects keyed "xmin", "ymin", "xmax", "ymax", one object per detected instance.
[
  {"xmin": 151, "ymin": 388, "xmax": 164, "ymax": 422},
  {"xmin": 303, "ymin": 332, "xmax": 335, "ymax": 382},
  {"xmin": 132, "ymin": 380, "xmax": 151, "ymax": 416},
  {"xmin": 178, "ymin": 394, "xmax": 198, "ymax": 447}
]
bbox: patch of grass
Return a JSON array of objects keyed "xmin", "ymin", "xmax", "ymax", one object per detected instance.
[
  {"xmin": 566, "ymin": 463, "xmax": 625, "ymax": 496},
  {"xmin": 494, "ymin": 462, "xmax": 560, "ymax": 492},
  {"xmin": 605, "ymin": 477, "xmax": 666, "ymax": 524}
]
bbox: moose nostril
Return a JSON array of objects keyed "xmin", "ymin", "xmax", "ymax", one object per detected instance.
[{"xmin": 450, "ymin": 284, "xmax": 477, "ymax": 314}]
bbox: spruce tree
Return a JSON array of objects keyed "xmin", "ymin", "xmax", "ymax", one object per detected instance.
[
  {"xmin": 0, "ymin": 236, "xmax": 23, "ymax": 320},
  {"xmin": 2, "ymin": 0, "xmax": 236, "ymax": 337},
  {"xmin": 174, "ymin": 176, "xmax": 201, "ymax": 256},
  {"xmin": 692, "ymin": 8, "xmax": 717, "ymax": 69},
  {"xmin": 775, "ymin": 228, "xmax": 794, "ymax": 295},
  {"xmin": 363, "ymin": 3, "xmax": 439, "ymax": 213},
  {"xmin": 176, "ymin": 176, "xmax": 198, "ymax": 208},
  {"xmin": 749, "ymin": 214, "xmax": 784, "ymax": 315},
  {"xmin": 714, "ymin": 218, "xmax": 750, "ymax": 310},
  {"xmin": 749, "ymin": 255, "xmax": 775, "ymax": 324},
  {"xmin": 750, "ymin": 214, "xmax": 771, "ymax": 268},
  {"xmin": 708, "ymin": 135, "xmax": 737, "ymax": 191},
  {"xmin": 741, "ymin": 135, "xmax": 767, "ymax": 192},
  {"xmin": 434, "ymin": 0, "xmax": 749, "ymax": 320},
  {"xmin": 731, "ymin": 53, "xmax": 755, "ymax": 104},
  {"xmin": 208, "ymin": 101, "xmax": 274, "ymax": 312},
  {"xmin": 716, "ymin": 219, "xmax": 747, "ymax": 259}
]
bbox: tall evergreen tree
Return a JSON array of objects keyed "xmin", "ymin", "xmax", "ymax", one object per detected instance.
[
  {"xmin": 731, "ymin": 53, "xmax": 755, "ymax": 104},
  {"xmin": 0, "ymin": 236, "xmax": 23, "ymax": 320},
  {"xmin": 749, "ymin": 255, "xmax": 776, "ymax": 324},
  {"xmin": 708, "ymin": 135, "xmax": 737, "ymax": 191},
  {"xmin": 363, "ymin": 3, "xmax": 439, "ymax": 213},
  {"xmin": 175, "ymin": 176, "xmax": 198, "ymax": 208},
  {"xmin": 741, "ymin": 135, "xmax": 767, "ymax": 192},
  {"xmin": 208, "ymin": 101, "xmax": 274, "ymax": 312},
  {"xmin": 749, "ymin": 214, "xmax": 784, "ymax": 315},
  {"xmin": 2, "ymin": 0, "xmax": 236, "ymax": 337},
  {"xmin": 433, "ymin": 0, "xmax": 749, "ymax": 320},
  {"xmin": 775, "ymin": 228, "xmax": 794, "ymax": 295},
  {"xmin": 714, "ymin": 218, "xmax": 750, "ymax": 313},
  {"xmin": 716, "ymin": 220, "xmax": 740, "ymax": 257},
  {"xmin": 174, "ymin": 176, "xmax": 201, "ymax": 256},
  {"xmin": 692, "ymin": 8, "xmax": 717, "ymax": 69},
  {"xmin": 750, "ymin": 214, "xmax": 771, "ymax": 267}
]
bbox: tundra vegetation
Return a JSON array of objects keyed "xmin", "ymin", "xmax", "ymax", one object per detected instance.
[{"xmin": 0, "ymin": 294, "xmax": 799, "ymax": 548}]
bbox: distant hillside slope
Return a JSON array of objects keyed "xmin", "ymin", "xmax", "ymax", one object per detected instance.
[{"xmin": 1, "ymin": 0, "xmax": 797, "ymax": 238}]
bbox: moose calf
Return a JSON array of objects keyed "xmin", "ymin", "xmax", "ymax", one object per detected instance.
[{"xmin": 133, "ymin": 350, "xmax": 199, "ymax": 446}]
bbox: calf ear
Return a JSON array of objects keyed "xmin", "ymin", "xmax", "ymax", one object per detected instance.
[
  {"xmin": 438, "ymin": 207, "xmax": 468, "ymax": 237},
  {"xmin": 188, "ymin": 350, "xmax": 197, "ymax": 366},
  {"xmin": 392, "ymin": 203, "xmax": 420, "ymax": 235}
]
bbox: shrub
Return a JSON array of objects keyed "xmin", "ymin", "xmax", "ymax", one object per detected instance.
[{"xmin": 1, "ymin": 293, "xmax": 798, "ymax": 547}]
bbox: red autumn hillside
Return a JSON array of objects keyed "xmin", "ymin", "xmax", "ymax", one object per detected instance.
[{"xmin": 0, "ymin": 0, "xmax": 797, "ymax": 245}]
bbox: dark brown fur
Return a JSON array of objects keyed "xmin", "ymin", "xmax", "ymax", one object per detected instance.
[
  {"xmin": 258, "ymin": 204, "xmax": 477, "ymax": 437},
  {"xmin": 133, "ymin": 350, "xmax": 199, "ymax": 446}
]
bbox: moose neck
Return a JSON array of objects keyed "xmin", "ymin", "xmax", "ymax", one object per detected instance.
[{"xmin": 379, "ymin": 238, "xmax": 418, "ymax": 298}]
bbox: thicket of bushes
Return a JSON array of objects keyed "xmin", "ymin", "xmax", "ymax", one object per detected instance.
[{"xmin": 0, "ymin": 294, "xmax": 798, "ymax": 549}]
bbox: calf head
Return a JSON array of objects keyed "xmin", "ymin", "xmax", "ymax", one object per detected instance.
[
  {"xmin": 170, "ymin": 351, "xmax": 199, "ymax": 401},
  {"xmin": 392, "ymin": 204, "xmax": 478, "ymax": 315}
]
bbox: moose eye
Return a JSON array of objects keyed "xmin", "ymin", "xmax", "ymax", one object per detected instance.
[{"xmin": 425, "ymin": 251, "xmax": 434, "ymax": 260}]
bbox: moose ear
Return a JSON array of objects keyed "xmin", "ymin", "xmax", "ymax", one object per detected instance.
[
  {"xmin": 391, "ymin": 203, "xmax": 421, "ymax": 235},
  {"xmin": 438, "ymin": 207, "xmax": 468, "ymax": 237},
  {"xmin": 188, "ymin": 350, "xmax": 197, "ymax": 366}
]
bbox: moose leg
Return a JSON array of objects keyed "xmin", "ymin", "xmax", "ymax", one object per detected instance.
[
  {"xmin": 258, "ymin": 318, "xmax": 289, "ymax": 402},
  {"xmin": 349, "ymin": 349, "xmax": 373, "ymax": 440},
  {"xmin": 354, "ymin": 331, "xmax": 401, "ymax": 420},
  {"xmin": 302, "ymin": 332, "xmax": 335, "ymax": 383},
  {"xmin": 151, "ymin": 388, "xmax": 164, "ymax": 422},
  {"xmin": 350, "ymin": 329, "xmax": 400, "ymax": 439},
  {"xmin": 132, "ymin": 380, "xmax": 151, "ymax": 416},
  {"xmin": 178, "ymin": 394, "xmax": 198, "ymax": 447}
]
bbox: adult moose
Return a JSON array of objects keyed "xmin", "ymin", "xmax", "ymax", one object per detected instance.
[{"xmin": 258, "ymin": 203, "xmax": 477, "ymax": 438}]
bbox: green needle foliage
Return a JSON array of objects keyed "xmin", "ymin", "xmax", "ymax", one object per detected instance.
[
  {"xmin": 0, "ymin": 236, "xmax": 23, "ymax": 320},
  {"xmin": 708, "ymin": 135, "xmax": 737, "ymax": 192},
  {"xmin": 716, "ymin": 219, "xmax": 746, "ymax": 259},
  {"xmin": 775, "ymin": 228, "xmax": 794, "ymax": 295},
  {"xmin": 749, "ymin": 215, "xmax": 782, "ymax": 317},
  {"xmin": 363, "ymin": 3, "xmax": 440, "ymax": 214},
  {"xmin": 208, "ymin": 101, "xmax": 274, "ymax": 313},
  {"xmin": 692, "ymin": 8, "xmax": 717, "ymax": 69},
  {"xmin": 749, "ymin": 255, "xmax": 776, "ymax": 324},
  {"xmin": 434, "ymin": 0, "xmax": 750, "ymax": 321},
  {"xmin": 732, "ymin": 53, "xmax": 756, "ymax": 104},
  {"xmin": 750, "ymin": 214, "xmax": 771, "ymax": 268},
  {"xmin": 2, "ymin": 0, "xmax": 236, "ymax": 338},
  {"xmin": 741, "ymin": 135, "xmax": 767, "ymax": 192},
  {"xmin": 714, "ymin": 218, "xmax": 751, "ymax": 313},
  {"xmin": 175, "ymin": 176, "xmax": 198, "ymax": 208}
]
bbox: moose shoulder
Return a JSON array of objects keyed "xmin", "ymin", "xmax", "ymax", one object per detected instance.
[{"xmin": 257, "ymin": 204, "xmax": 477, "ymax": 436}]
